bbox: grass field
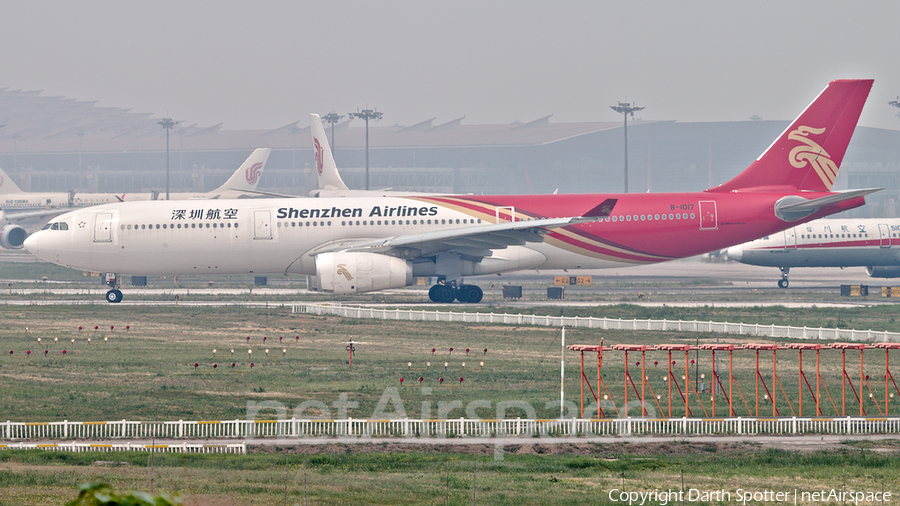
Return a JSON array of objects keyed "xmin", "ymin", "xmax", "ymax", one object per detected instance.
[
  {"xmin": 1, "ymin": 300, "xmax": 899, "ymax": 504},
  {"xmin": 1, "ymin": 304, "xmax": 897, "ymax": 422},
  {"xmin": 0, "ymin": 440, "xmax": 898, "ymax": 505}
]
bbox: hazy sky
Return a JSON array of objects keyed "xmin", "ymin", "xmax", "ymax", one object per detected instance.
[{"xmin": 3, "ymin": 1, "xmax": 900, "ymax": 131}]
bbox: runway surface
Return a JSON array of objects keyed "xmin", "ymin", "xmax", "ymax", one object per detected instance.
[
  {"xmin": 1, "ymin": 254, "xmax": 894, "ymax": 307},
  {"xmin": 17, "ymin": 434, "xmax": 899, "ymax": 451}
]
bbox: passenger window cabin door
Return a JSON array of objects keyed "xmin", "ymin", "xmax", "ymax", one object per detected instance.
[
  {"xmin": 783, "ymin": 228, "xmax": 797, "ymax": 249},
  {"xmin": 93, "ymin": 212, "xmax": 113, "ymax": 243},
  {"xmin": 879, "ymin": 223, "xmax": 891, "ymax": 248},
  {"xmin": 698, "ymin": 201, "xmax": 717, "ymax": 230},
  {"xmin": 253, "ymin": 210, "xmax": 272, "ymax": 240}
]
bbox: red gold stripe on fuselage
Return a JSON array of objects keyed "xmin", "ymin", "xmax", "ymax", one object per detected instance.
[{"xmin": 410, "ymin": 195, "xmax": 675, "ymax": 263}]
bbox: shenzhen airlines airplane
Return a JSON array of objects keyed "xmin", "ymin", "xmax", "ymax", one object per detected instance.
[
  {"xmin": 0, "ymin": 148, "xmax": 270, "ymax": 249},
  {"xmin": 24, "ymin": 80, "xmax": 877, "ymax": 304},
  {"xmin": 726, "ymin": 218, "xmax": 900, "ymax": 287}
]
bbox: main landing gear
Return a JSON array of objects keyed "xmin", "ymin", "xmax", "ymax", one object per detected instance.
[
  {"xmin": 777, "ymin": 267, "xmax": 790, "ymax": 289},
  {"xmin": 428, "ymin": 281, "xmax": 483, "ymax": 303},
  {"xmin": 105, "ymin": 273, "xmax": 123, "ymax": 303}
]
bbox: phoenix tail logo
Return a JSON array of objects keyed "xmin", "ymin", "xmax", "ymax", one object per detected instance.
[
  {"xmin": 788, "ymin": 126, "xmax": 837, "ymax": 190},
  {"xmin": 245, "ymin": 162, "xmax": 263, "ymax": 186},
  {"xmin": 336, "ymin": 263, "xmax": 353, "ymax": 281},
  {"xmin": 314, "ymin": 138, "xmax": 324, "ymax": 176}
]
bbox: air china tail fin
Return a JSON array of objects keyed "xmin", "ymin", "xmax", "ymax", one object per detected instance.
[
  {"xmin": 710, "ymin": 79, "xmax": 873, "ymax": 193},
  {"xmin": 211, "ymin": 148, "xmax": 272, "ymax": 195},
  {"xmin": 0, "ymin": 166, "xmax": 24, "ymax": 194},
  {"xmin": 310, "ymin": 114, "xmax": 349, "ymax": 191}
]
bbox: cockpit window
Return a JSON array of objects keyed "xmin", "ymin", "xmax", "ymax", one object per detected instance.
[{"xmin": 41, "ymin": 222, "xmax": 69, "ymax": 231}]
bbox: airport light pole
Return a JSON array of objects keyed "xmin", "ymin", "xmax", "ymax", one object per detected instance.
[
  {"xmin": 322, "ymin": 112, "xmax": 344, "ymax": 161},
  {"xmin": 348, "ymin": 108, "xmax": 382, "ymax": 190},
  {"xmin": 75, "ymin": 130, "xmax": 85, "ymax": 172},
  {"xmin": 890, "ymin": 96, "xmax": 900, "ymax": 119},
  {"xmin": 158, "ymin": 117, "xmax": 177, "ymax": 200},
  {"xmin": 609, "ymin": 101, "xmax": 644, "ymax": 193},
  {"xmin": 288, "ymin": 123, "xmax": 304, "ymax": 171},
  {"xmin": 10, "ymin": 133, "xmax": 19, "ymax": 171}
]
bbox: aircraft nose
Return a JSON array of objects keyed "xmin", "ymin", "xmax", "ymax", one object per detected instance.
[
  {"xmin": 23, "ymin": 232, "xmax": 41, "ymax": 255},
  {"xmin": 725, "ymin": 245, "xmax": 743, "ymax": 262}
]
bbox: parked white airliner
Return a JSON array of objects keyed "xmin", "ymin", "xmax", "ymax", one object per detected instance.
[
  {"xmin": 726, "ymin": 218, "xmax": 900, "ymax": 287},
  {"xmin": 0, "ymin": 148, "xmax": 270, "ymax": 249}
]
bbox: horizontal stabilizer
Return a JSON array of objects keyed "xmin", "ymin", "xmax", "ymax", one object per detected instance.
[{"xmin": 775, "ymin": 188, "xmax": 881, "ymax": 222}]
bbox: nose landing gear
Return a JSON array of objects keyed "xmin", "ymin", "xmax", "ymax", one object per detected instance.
[
  {"xmin": 105, "ymin": 273, "xmax": 123, "ymax": 303},
  {"xmin": 777, "ymin": 267, "xmax": 790, "ymax": 288}
]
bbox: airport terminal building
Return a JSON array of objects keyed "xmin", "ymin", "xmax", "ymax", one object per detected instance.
[{"xmin": 2, "ymin": 89, "xmax": 899, "ymax": 217}]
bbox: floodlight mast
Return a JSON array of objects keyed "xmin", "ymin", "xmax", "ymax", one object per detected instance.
[
  {"xmin": 288, "ymin": 123, "xmax": 303, "ymax": 171},
  {"xmin": 75, "ymin": 130, "xmax": 85, "ymax": 172},
  {"xmin": 348, "ymin": 108, "xmax": 383, "ymax": 190},
  {"xmin": 609, "ymin": 101, "xmax": 645, "ymax": 193},
  {"xmin": 322, "ymin": 112, "xmax": 344, "ymax": 162},
  {"xmin": 890, "ymin": 96, "xmax": 900, "ymax": 119},
  {"xmin": 158, "ymin": 117, "xmax": 178, "ymax": 200}
]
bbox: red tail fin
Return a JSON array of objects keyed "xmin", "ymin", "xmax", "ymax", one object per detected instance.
[{"xmin": 710, "ymin": 79, "xmax": 872, "ymax": 193}]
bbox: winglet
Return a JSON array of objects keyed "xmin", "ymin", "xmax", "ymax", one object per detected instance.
[
  {"xmin": 583, "ymin": 198, "xmax": 617, "ymax": 218},
  {"xmin": 310, "ymin": 114, "xmax": 349, "ymax": 191}
]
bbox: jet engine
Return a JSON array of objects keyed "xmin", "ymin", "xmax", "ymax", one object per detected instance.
[
  {"xmin": 0, "ymin": 223, "xmax": 27, "ymax": 249},
  {"xmin": 866, "ymin": 266, "xmax": 900, "ymax": 278},
  {"xmin": 315, "ymin": 252, "xmax": 412, "ymax": 293}
]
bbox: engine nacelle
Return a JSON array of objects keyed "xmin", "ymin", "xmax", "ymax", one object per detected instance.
[
  {"xmin": 866, "ymin": 266, "xmax": 900, "ymax": 278},
  {"xmin": 0, "ymin": 223, "xmax": 27, "ymax": 249},
  {"xmin": 315, "ymin": 252, "xmax": 412, "ymax": 294}
]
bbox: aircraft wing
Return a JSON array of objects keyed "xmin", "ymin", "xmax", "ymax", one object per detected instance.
[
  {"xmin": 309, "ymin": 199, "xmax": 616, "ymax": 260},
  {"xmin": 229, "ymin": 188, "xmax": 300, "ymax": 198},
  {"xmin": 1, "ymin": 207, "xmax": 68, "ymax": 221}
]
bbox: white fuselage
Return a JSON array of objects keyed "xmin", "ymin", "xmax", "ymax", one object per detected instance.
[
  {"xmin": 23, "ymin": 197, "xmax": 614, "ymax": 278},
  {"xmin": 726, "ymin": 218, "xmax": 900, "ymax": 268}
]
